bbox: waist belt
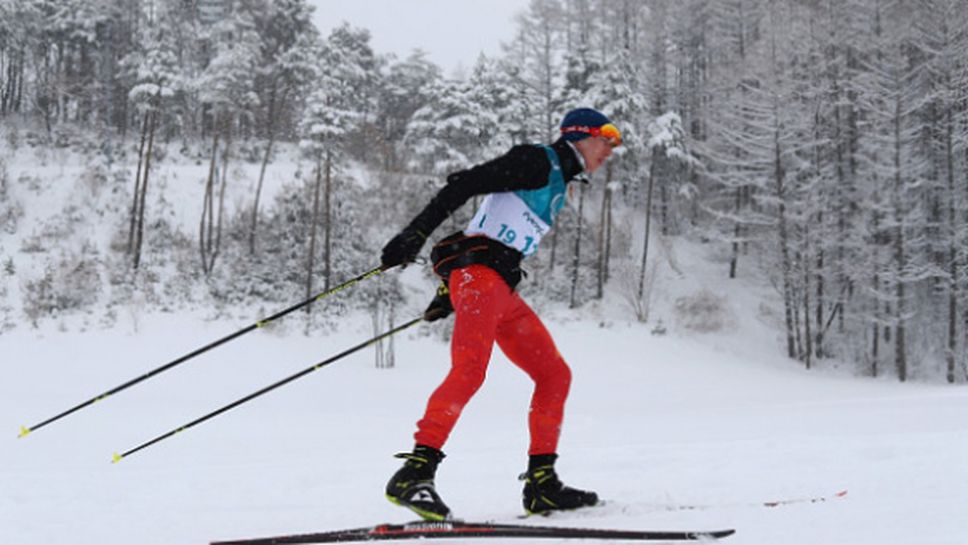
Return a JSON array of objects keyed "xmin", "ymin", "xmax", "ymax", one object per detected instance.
[{"xmin": 430, "ymin": 231, "xmax": 524, "ymax": 289}]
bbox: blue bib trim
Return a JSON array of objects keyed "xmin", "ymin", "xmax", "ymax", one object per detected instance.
[{"xmin": 512, "ymin": 145, "xmax": 567, "ymax": 226}]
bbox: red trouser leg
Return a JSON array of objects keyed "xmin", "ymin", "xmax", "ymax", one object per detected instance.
[
  {"xmin": 495, "ymin": 292, "xmax": 571, "ymax": 455},
  {"xmin": 413, "ymin": 265, "xmax": 571, "ymax": 456}
]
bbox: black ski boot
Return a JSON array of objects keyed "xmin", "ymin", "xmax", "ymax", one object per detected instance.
[
  {"xmin": 385, "ymin": 445, "xmax": 451, "ymax": 521},
  {"xmin": 520, "ymin": 454, "xmax": 599, "ymax": 516}
]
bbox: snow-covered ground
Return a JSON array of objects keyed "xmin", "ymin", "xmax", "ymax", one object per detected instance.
[{"xmin": 3, "ymin": 260, "xmax": 967, "ymax": 545}]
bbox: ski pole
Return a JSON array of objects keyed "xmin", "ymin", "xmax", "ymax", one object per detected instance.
[
  {"xmin": 112, "ymin": 315, "xmax": 424, "ymax": 463},
  {"xmin": 19, "ymin": 266, "xmax": 388, "ymax": 439}
]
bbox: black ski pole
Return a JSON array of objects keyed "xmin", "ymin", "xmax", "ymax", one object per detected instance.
[
  {"xmin": 20, "ymin": 266, "xmax": 388, "ymax": 439},
  {"xmin": 112, "ymin": 315, "xmax": 424, "ymax": 463}
]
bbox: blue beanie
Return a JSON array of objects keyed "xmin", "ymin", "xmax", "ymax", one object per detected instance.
[{"xmin": 559, "ymin": 108, "xmax": 612, "ymax": 142}]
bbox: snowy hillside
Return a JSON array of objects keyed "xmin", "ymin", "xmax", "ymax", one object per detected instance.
[{"xmin": 3, "ymin": 224, "xmax": 967, "ymax": 545}]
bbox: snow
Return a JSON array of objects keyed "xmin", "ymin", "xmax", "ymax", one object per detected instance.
[
  {"xmin": 647, "ymin": 113, "xmax": 683, "ymax": 150},
  {"xmin": 3, "ymin": 244, "xmax": 968, "ymax": 545}
]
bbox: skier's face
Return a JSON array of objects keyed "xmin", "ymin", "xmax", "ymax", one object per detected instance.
[{"xmin": 576, "ymin": 136, "xmax": 614, "ymax": 174}]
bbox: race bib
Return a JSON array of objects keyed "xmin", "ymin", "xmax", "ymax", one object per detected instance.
[
  {"xmin": 466, "ymin": 193, "xmax": 551, "ymax": 256},
  {"xmin": 463, "ymin": 145, "xmax": 567, "ymax": 258}
]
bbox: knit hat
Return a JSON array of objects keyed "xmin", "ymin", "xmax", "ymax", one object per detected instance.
[{"xmin": 559, "ymin": 108, "xmax": 613, "ymax": 142}]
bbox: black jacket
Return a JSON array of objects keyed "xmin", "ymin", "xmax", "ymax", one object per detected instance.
[{"xmin": 408, "ymin": 138, "xmax": 585, "ymax": 288}]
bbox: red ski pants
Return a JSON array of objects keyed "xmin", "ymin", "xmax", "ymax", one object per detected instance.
[{"xmin": 414, "ymin": 265, "xmax": 571, "ymax": 455}]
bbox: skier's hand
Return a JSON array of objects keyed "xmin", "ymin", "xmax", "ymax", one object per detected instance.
[
  {"xmin": 381, "ymin": 226, "xmax": 427, "ymax": 269},
  {"xmin": 423, "ymin": 283, "xmax": 453, "ymax": 322}
]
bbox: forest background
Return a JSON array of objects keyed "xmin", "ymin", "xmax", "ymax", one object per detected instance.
[{"xmin": 1, "ymin": 0, "xmax": 967, "ymax": 384}]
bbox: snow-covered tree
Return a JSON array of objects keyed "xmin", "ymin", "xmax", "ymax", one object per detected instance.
[
  {"xmin": 298, "ymin": 24, "xmax": 371, "ymax": 304},
  {"xmin": 196, "ymin": 10, "xmax": 262, "ymax": 275},
  {"xmin": 120, "ymin": 23, "xmax": 181, "ymax": 270},
  {"xmin": 640, "ymin": 112, "xmax": 691, "ymax": 300},
  {"xmin": 375, "ymin": 50, "xmax": 441, "ymax": 171},
  {"xmin": 247, "ymin": 0, "xmax": 320, "ymax": 254},
  {"xmin": 404, "ymin": 78, "xmax": 482, "ymax": 177},
  {"xmin": 509, "ymin": 0, "xmax": 566, "ymax": 140},
  {"xmin": 909, "ymin": 0, "xmax": 968, "ymax": 382}
]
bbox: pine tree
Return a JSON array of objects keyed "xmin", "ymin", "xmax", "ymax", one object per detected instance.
[
  {"xmin": 511, "ymin": 0, "xmax": 565, "ymax": 140},
  {"xmin": 196, "ymin": 9, "xmax": 262, "ymax": 275},
  {"xmin": 299, "ymin": 24, "xmax": 367, "ymax": 304},
  {"xmin": 376, "ymin": 50, "xmax": 442, "ymax": 171},
  {"xmin": 639, "ymin": 112, "xmax": 691, "ymax": 303},
  {"xmin": 247, "ymin": 1, "xmax": 320, "ymax": 254},
  {"xmin": 911, "ymin": 0, "xmax": 968, "ymax": 383},
  {"xmin": 404, "ymin": 78, "xmax": 481, "ymax": 176},
  {"xmin": 120, "ymin": 22, "xmax": 181, "ymax": 271},
  {"xmin": 858, "ymin": 1, "xmax": 931, "ymax": 381},
  {"xmin": 585, "ymin": 47, "xmax": 647, "ymax": 300}
]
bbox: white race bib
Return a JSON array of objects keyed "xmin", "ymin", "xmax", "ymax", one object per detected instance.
[{"xmin": 465, "ymin": 193, "xmax": 550, "ymax": 256}]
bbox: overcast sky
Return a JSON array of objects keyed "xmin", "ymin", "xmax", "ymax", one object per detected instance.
[{"xmin": 307, "ymin": 0, "xmax": 531, "ymax": 75}]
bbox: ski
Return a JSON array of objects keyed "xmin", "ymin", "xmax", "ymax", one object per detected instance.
[{"xmin": 211, "ymin": 520, "xmax": 736, "ymax": 544}]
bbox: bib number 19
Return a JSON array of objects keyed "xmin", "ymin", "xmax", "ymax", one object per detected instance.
[
  {"xmin": 477, "ymin": 215, "xmax": 536, "ymax": 255},
  {"xmin": 496, "ymin": 223, "xmax": 535, "ymax": 255}
]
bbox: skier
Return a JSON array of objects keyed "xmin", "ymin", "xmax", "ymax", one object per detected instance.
[{"xmin": 380, "ymin": 108, "xmax": 622, "ymax": 520}]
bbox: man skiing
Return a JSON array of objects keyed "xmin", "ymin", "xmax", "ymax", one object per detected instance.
[{"xmin": 380, "ymin": 108, "xmax": 622, "ymax": 520}]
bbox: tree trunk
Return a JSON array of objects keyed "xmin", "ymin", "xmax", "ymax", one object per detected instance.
[
  {"xmin": 871, "ymin": 207, "xmax": 882, "ymax": 378},
  {"xmin": 127, "ymin": 111, "xmax": 150, "ymax": 255},
  {"xmin": 133, "ymin": 106, "xmax": 159, "ymax": 270},
  {"xmin": 323, "ymin": 149, "xmax": 333, "ymax": 292},
  {"xmin": 549, "ymin": 227, "xmax": 558, "ymax": 273},
  {"xmin": 373, "ymin": 301, "xmax": 384, "ymax": 369},
  {"xmin": 595, "ymin": 164, "xmax": 613, "ymax": 299},
  {"xmin": 793, "ymin": 270, "xmax": 804, "ymax": 364},
  {"xmin": 815, "ymin": 227, "xmax": 825, "ymax": 359},
  {"xmin": 801, "ymin": 241, "xmax": 813, "ymax": 370},
  {"xmin": 1, "ymin": 49, "xmax": 24, "ymax": 115},
  {"xmin": 944, "ymin": 106, "xmax": 957, "ymax": 383},
  {"xmin": 659, "ymin": 167, "xmax": 669, "ymax": 236},
  {"xmin": 306, "ymin": 158, "xmax": 323, "ymax": 305},
  {"xmin": 200, "ymin": 130, "xmax": 220, "ymax": 275},
  {"xmin": 596, "ymin": 187, "xmax": 606, "ymax": 300},
  {"xmin": 639, "ymin": 149, "xmax": 658, "ymax": 301},
  {"xmin": 604, "ymin": 181, "xmax": 613, "ymax": 285},
  {"xmin": 830, "ymin": 54, "xmax": 849, "ymax": 338},
  {"xmin": 213, "ymin": 117, "xmax": 232, "ymax": 271},
  {"xmin": 895, "ymin": 238, "xmax": 907, "ymax": 382},
  {"xmin": 248, "ymin": 86, "xmax": 287, "ymax": 255},
  {"xmin": 729, "ymin": 186, "xmax": 741, "ymax": 279},
  {"xmin": 569, "ymin": 182, "xmax": 586, "ymax": 309},
  {"xmin": 892, "ymin": 94, "xmax": 907, "ymax": 382},
  {"xmin": 386, "ymin": 301, "xmax": 396, "ymax": 369},
  {"xmin": 248, "ymin": 133, "xmax": 274, "ymax": 255},
  {"xmin": 772, "ymin": 95, "xmax": 796, "ymax": 359}
]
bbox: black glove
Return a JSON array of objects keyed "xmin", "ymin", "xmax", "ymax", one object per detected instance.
[
  {"xmin": 423, "ymin": 283, "xmax": 453, "ymax": 322},
  {"xmin": 381, "ymin": 226, "xmax": 427, "ymax": 269}
]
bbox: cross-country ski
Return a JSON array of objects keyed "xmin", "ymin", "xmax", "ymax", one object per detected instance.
[{"xmin": 210, "ymin": 520, "xmax": 736, "ymax": 544}]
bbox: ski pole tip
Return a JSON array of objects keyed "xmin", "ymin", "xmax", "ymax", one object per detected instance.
[
  {"xmin": 111, "ymin": 452, "xmax": 123, "ymax": 464},
  {"xmin": 18, "ymin": 425, "xmax": 31, "ymax": 439}
]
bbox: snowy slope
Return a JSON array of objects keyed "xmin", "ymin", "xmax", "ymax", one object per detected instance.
[{"xmin": 3, "ymin": 266, "xmax": 967, "ymax": 545}]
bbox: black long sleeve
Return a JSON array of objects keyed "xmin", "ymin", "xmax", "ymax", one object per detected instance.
[{"xmin": 406, "ymin": 140, "xmax": 584, "ymax": 237}]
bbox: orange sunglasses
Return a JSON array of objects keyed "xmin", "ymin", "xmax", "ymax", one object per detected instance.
[{"xmin": 561, "ymin": 123, "xmax": 622, "ymax": 147}]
